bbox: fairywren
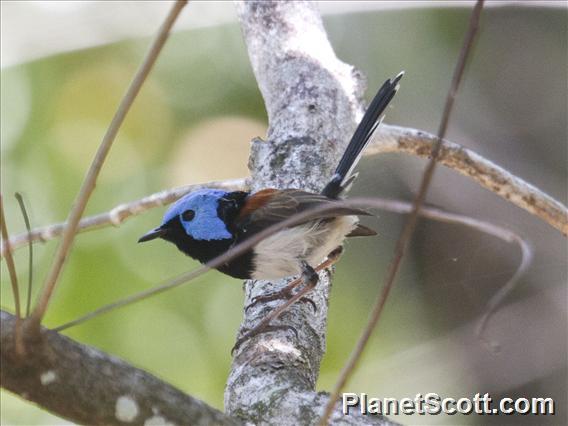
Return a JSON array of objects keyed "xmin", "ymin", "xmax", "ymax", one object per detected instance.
[{"xmin": 139, "ymin": 72, "xmax": 402, "ymax": 347}]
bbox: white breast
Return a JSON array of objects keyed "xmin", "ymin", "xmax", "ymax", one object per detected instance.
[{"xmin": 251, "ymin": 216, "xmax": 358, "ymax": 280}]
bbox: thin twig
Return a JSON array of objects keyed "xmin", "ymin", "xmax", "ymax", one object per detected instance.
[
  {"xmin": 319, "ymin": 1, "xmax": 485, "ymax": 423},
  {"xmin": 0, "ymin": 195, "xmax": 24, "ymax": 355},
  {"xmin": 374, "ymin": 198, "xmax": 534, "ymax": 351},
  {"xmin": 52, "ymin": 196, "xmax": 528, "ymax": 340},
  {"xmin": 28, "ymin": 0, "xmax": 189, "ymax": 331},
  {"xmin": 475, "ymin": 237, "xmax": 532, "ymax": 351},
  {"xmin": 14, "ymin": 193, "xmax": 33, "ymax": 317}
]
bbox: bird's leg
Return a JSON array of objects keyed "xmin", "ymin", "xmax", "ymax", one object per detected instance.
[
  {"xmin": 232, "ymin": 262, "xmax": 320, "ymax": 354},
  {"xmin": 245, "ymin": 246, "xmax": 344, "ymax": 312}
]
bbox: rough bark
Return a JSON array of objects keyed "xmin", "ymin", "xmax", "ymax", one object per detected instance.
[
  {"xmin": 226, "ymin": 2, "xmax": 395, "ymax": 425},
  {"xmin": 1, "ymin": 311, "xmax": 239, "ymax": 426}
]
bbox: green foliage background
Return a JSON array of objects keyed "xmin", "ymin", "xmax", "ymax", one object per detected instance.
[{"xmin": 1, "ymin": 6, "xmax": 566, "ymax": 425}]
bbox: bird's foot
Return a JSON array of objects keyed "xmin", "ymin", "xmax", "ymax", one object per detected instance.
[
  {"xmin": 233, "ymin": 263, "xmax": 319, "ymax": 355},
  {"xmin": 246, "ymin": 287, "xmax": 294, "ymax": 312},
  {"xmin": 245, "ymin": 286, "xmax": 316, "ymax": 313},
  {"xmin": 245, "ymin": 250, "xmax": 340, "ymax": 313}
]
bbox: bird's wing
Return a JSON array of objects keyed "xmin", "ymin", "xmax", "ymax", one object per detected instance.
[{"xmin": 235, "ymin": 188, "xmax": 371, "ymax": 235}]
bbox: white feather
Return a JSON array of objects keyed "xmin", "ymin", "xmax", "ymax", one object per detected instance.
[{"xmin": 252, "ymin": 216, "xmax": 358, "ymax": 280}]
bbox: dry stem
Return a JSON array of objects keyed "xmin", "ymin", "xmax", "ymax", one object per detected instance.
[
  {"xmin": 0, "ymin": 195, "xmax": 24, "ymax": 355},
  {"xmin": 51, "ymin": 197, "xmax": 530, "ymax": 348},
  {"xmin": 28, "ymin": 0, "xmax": 189, "ymax": 330}
]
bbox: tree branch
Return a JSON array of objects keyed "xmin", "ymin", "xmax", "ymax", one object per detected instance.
[
  {"xmin": 373, "ymin": 125, "xmax": 568, "ymax": 236},
  {"xmin": 0, "ymin": 311, "xmax": 239, "ymax": 426},
  {"xmin": 226, "ymin": 1, "xmax": 396, "ymax": 425}
]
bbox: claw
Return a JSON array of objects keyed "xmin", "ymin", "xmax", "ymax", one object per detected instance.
[
  {"xmin": 244, "ymin": 249, "xmax": 342, "ymax": 313},
  {"xmin": 245, "ymin": 288, "xmax": 293, "ymax": 312},
  {"xmin": 327, "ymin": 246, "xmax": 344, "ymax": 260},
  {"xmin": 246, "ymin": 290, "xmax": 317, "ymax": 314},
  {"xmin": 235, "ymin": 262, "xmax": 322, "ymax": 355},
  {"xmin": 299, "ymin": 296, "xmax": 317, "ymax": 313},
  {"xmin": 300, "ymin": 261, "xmax": 318, "ymax": 287}
]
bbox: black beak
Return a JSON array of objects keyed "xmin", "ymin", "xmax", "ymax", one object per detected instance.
[{"xmin": 138, "ymin": 227, "xmax": 167, "ymax": 243}]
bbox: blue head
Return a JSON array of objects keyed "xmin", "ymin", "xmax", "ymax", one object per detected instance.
[
  {"xmin": 163, "ymin": 189, "xmax": 233, "ymax": 240},
  {"xmin": 138, "ymin": 188, "xmax": 249, "ymax": 264}
]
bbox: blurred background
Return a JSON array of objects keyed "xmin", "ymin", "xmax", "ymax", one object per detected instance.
[{"xmin": 1, "ymin": 1, "xmax": 566, "ymax": 425}]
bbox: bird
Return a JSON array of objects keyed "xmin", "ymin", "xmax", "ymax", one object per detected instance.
[{"xmin": 139, "ymin": 71, "xmax": 403, "ymax": 349}]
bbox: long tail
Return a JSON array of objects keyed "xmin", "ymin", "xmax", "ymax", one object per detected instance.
[{"xmin": 321, "ymin": 71, "xmax": 404, "ymax": 199}]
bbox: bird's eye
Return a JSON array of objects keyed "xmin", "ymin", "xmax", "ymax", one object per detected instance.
[{"xmin": 181, "ymin": 210, "xmax": 195, "ymax": 221}]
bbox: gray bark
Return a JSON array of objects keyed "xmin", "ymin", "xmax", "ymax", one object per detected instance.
[
  {"xmin": 0, "ymin": 311, "xmax": 239, "ymax": 425},
  {"xmin": 226, "ymin": 2, "xmax": 395, "ymax": 425}
]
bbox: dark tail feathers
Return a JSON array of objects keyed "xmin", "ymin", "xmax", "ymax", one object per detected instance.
[{"xmin": 321, "ymin": 71, "xmax": 403, "ymax": 198}]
